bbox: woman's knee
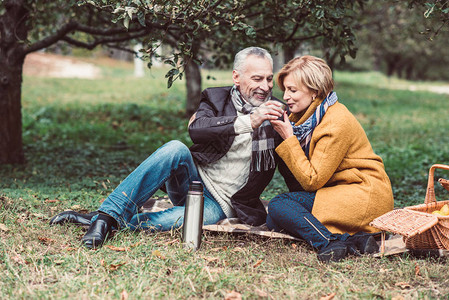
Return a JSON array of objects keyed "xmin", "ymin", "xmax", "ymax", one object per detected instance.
[{"xmin": 267, "ymin": 193, "xmax": 289, "ymax": 214}]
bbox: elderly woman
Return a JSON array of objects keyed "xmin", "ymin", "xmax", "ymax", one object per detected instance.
[{"xmin": 268, "ymin": 55, "xmax": 394, "ymax": 262}]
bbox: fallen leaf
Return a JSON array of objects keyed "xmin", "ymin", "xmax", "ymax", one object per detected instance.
[
  {"xmin": 11, "ymin": 255, "xmax": 26, "ymax": 265},
  {"xmin": 414, "ymin": 263, "xmax": 421, "ymax": 276},
  {"xmin": 291, "ymin": 243, "xmax": 297, "ymax": 250},
  {"xmin": 253, "ymin": 259, "xmax": 263, "ymax": 268},
  {"xmin": 45, "ymin": 199, "xmax": 60, "ymax": 203},
  {"xmin": 255, "ymin": 288, "xmax": 268, "ymax": 297},
  {"xmin": 208, "ymin": 267, "xmax": 224, "ymax": 274},
  {"xmin": 38, "ymin": 236, "xmax": 56, "ymax": 244},
  {"xmin": 100, "ymin": 259, "xmax": 105, "ymax": 266},
  {"xmin": 0, "ymin": 223, "xmax": 9, "ymax": 232},
  {"xmin": 260, "ymin": 275, "xmax": 275, "ymax": 284},
  {"xmin": 225, "ymin": 291, "xmax": 242, "ymax": 300},
  {"xmin": 395, "ymin": 282, "xmax": 412, "ymax": 289},
  {"xmin": 164, "ymin": 239, "xmax": 179, "ymax": 245},
  {"xmin": 31, "ymin": 212, "xmax": 46, "ymax": 219},
  {"xmin": 104, "ymin": 245, "xmax": 129, "ymax": 252},
  {"xmin": 232, "ymin": 247, "xmax": 245, "ymax": 253},
  {"xmin": 202, "ymin": 256, "xmax": 219, "ymax": 263},
  {"xmin": 71, "ymin": 205, "xmax": 81, "ymax": 210},
  {"xmin": 320, "ymin": 292, "xmax": 336, "ymax": 300},
  {"xmin": 152, "ymin": 249, "xmax": 166, "ymax": 259},
  {"xmin": 210, "ymin": 246, "xmax": 227, "ymax": 252},
  {"xmin": 65, "ymin": 247, "xmax": 77, "ymax": 252},
  {"xmin": 120, "ymin": 290, "xmax": 128, "ymax": 300},
  {"xmin": 108, "ymin": 262, "xmax": 126, "ymax": 271},
  {"xmin": 204, "ymin": 266, "xmax": 216, "ymax": 282},
  {"xmin": 102, "ymin": 182, "xmax": 108, "ymax": 190},
  {"xmin": 392, "ymin": 295, "xmax": 405, "ymax": 300}
]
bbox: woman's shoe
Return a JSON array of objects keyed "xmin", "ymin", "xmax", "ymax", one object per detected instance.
[
  {"xmin": 49, "ymin": 211, "xmax": 97, "ymax": 226},
  {"xmin": 346, "ymin": 232, "xmax": 379, "ymax": 256},
  {"xmin": 317, "ymin": 240, "xmax": 348, "ymax": 263}
]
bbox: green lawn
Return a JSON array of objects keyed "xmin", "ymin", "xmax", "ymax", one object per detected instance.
[{"xmin": 1, "ymin": 57, "xmax": 449, "ymax": 299}]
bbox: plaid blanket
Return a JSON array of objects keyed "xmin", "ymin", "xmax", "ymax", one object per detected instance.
[{"xmin": 141, "ymin": 196, "xmax": 449, "ymax": 257}]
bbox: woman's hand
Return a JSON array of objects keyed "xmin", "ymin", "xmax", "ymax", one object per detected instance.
[
  {"xmin": 270, "ymin": 111, "xmax": 294, "ymax": 140},
  {"xmin": 250, "ymin": 100, "xmax": 284, "ymax": 129}
]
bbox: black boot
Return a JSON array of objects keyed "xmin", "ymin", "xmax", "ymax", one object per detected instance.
[
  {"xmin": 81, "ymin": 214, "xmax": 116, "ymax": 249},
  {"xmin": 346, "ymin": 232, "xmax": 379, "ymax": 256},
  {"xmin": 49, "ymin": 211, "xmax": 98, "ymax": 226},
  {"xmin": 317, "ymin": 240, "xmax": 348, "ymax": 263}
]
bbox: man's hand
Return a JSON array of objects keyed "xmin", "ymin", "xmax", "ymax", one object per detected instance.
[
  {"xmin": 270, "ymin": 111, "xmax": 294, "ymax": 140},
  {"xmin": 250, "ymin": 100, "xmax": 284, "ymax": 129}
]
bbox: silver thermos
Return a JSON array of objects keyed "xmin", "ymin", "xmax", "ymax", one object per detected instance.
[{"xmin": 182, "ymin": 181, "xmax": 204, "ymax": 250}]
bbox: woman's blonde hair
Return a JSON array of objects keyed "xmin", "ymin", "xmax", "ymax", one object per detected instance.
[{"xmin": 276, "ymin": 55, "xmax": 334, "ymax": 99}]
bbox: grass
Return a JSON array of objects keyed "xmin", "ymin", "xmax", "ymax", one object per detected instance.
[{"xmin": 1, "ymin": 57, "xmax": 449, "ymax": 299}]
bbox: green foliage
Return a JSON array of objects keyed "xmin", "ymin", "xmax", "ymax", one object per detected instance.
[
  {"xmin": 87, "ymin": 0, "xmax": 365, "ymax": 84},
  {"xmin": 341, "ymin": 0, "xmax": 449, "ymax": 81}
]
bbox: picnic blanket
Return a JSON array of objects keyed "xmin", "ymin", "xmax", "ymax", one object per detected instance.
[{"xmin": 142, "ymin": 196, "xmax": 449, "ymax": 257}]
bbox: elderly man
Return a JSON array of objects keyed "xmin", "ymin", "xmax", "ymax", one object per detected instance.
[{"xmin": 50, "ymin": 47, "xmax": 284, "ymax": 249}]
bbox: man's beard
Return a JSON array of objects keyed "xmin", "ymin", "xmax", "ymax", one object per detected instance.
[{"xmin": 243, "ymin": 90, "xmax": 271, "ymax": 107}]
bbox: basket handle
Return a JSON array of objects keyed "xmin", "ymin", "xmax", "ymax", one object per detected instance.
[{"xmin": 425, "ymin": 164, "xmax": 449, "ymax": 204}]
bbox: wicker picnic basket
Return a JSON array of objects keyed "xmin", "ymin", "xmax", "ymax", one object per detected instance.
[{"xmin": 370, "ymin": 164, "xmax": 449, "ymax": 250}]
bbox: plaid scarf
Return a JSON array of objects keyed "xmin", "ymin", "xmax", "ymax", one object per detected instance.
[
  {"xmin": 292, "ymin": 91, "xmax": 338, "ymax": 158},
  {"xmin": 230, "ymin": 85, "xmax": 276, "ymax": 172}
]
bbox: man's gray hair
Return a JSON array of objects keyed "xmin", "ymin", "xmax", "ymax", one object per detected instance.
[{"xmin": 233, "ymin": 47, "xmax": 273, "ymax": 73}]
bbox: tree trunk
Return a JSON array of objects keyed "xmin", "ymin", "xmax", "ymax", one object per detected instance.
[
  {"xmin": 0, "ymin": 58, "xmax": 25, "ymax": 164},
  {"xmin": 283, "ymin": 45, "xmax": 296, "ymax": 63},
  {"xmin": 184, "ymin": 58, "xmax": 202, "ymax": 117},
  {"xmin": 0, "ymin": 0, "xmax": 29, "ymax": 164}
]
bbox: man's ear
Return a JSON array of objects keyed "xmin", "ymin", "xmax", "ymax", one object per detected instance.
[{"xmin": 232, "ymin": 70, "xmax": 240, "ymax": 86}]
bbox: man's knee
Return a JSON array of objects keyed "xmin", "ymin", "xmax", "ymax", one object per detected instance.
[{"xmin": 162, "ymin": 140, "xmax": 189, "ymax": 154}]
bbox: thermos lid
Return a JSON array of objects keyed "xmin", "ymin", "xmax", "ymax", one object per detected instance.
[{"xmin": 189, "ymin": 181, "xmax": 203, "ymax": 192}]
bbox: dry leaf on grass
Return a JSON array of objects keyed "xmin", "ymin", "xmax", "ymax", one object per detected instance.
[
  {"xmin": 210, "ymin": 246, "xmax": 227, "ymax": 252},
  {"xmin": 395, "ymin": 282, "xmax": 412, "ymax": 289},
  {"xmin": 255, "ymin": 288, "xmax": 270, "ymax": 298},
  {"xmin": 291, "ymin": 243, "xmax": 297, "ymax": 250},
  {"xmin": 232, "ymin": 247, "xmax": 245, "ymax": 253},
  {"xmin": 45, "ymin": 199, "xmax": 60, "ymax": 203},
  {"xmin": 100, "ymin": 259, "xmax": 126, "ymax": 271},
  {"xmin": 120, "ymin": 290, "xmax": 128, "ymax": 300},
  {"xmin": 414, "ymin": 263, "xmax": 421, "ymax": 276},
  {"xmin": 164, "ymin": 239, "xmax": 179, "ymax": 245},
  {"xmin": 320, "ymin": 292, "xmax": 336, "ymax": 300},
  {"xmin": 104, "ymin": 245, "xmax": 129, "ymax": 251},
  {"xmin": 70, "ymin": 205, "xmax": 81, "ymax": 210},
  {"xmin": 38, "ymin": 236, "xmax": 56, "ymax": 244},
  {"xmin": 11, "ymin": 254, "xmax": 26, "ymax": 265},
  {"xmin": 202, "ymin": 256, "xmax": 219, "ymax": 263},
  {"xmin": 253, "ymin": 259, "xmax": 263, "ymax": 268},
  {"xmin": 225, "ymin": 291, "xmax": 242, "ymax": 300},
  {"xmin": 152, "ymin": 249, "xmax": 166, "ymax": 259},
  {"xmin": 392, "ymin": 295, "xmax": 405, "ymax": 300},
  {"xmin": 0, "ymin": 223, "xmax": 9, "ymax": 232}
]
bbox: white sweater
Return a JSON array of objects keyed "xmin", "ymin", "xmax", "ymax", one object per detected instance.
[{"xmin": 197, "ymin": 112, "xmax": 254, "ymax": 217}]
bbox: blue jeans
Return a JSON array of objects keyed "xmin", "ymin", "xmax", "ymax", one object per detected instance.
[
  {"xmin": 266, "ymin": 191, "xmax": 349, "ymax": 250},
  {"xmin": 95, "ymin": 140, "xmax": 226, "ymax": 231}
]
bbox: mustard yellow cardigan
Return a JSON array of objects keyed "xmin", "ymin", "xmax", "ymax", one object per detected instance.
[{"xmin": 276, "ymin": 101, "xmax": 394, "ymax": 234}]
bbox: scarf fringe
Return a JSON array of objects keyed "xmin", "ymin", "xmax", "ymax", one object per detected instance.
[{"xmin": 251, "ymin": 149, "xmax": 276, "ymax": 172}]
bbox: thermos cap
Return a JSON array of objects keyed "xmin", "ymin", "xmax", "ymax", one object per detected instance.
[{"xmin": 189, "ymin": 181, "xmax": 203, "ymax": 192}]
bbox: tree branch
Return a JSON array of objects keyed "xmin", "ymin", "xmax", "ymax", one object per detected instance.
[
  {"xmin": 23, "ymin": 20, "xmax": 79, "ymax": 54},
  {"xmin": 61, "ymin": 29, "xmax": 151, "ymax": 50}
]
